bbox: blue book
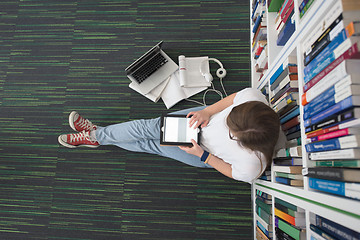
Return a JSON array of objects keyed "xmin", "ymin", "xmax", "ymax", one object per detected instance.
[
  {"xmin": 304, "ymin": 29, "xmax": 347, "ymax": 76},
  {"xmin": 280, "ymin": 106, "xmax": 300, "ymax": 124},
  {"xmin": 303, "ymin": 85, "xmax": 335, "ymax": 116},
  {"xmin": 252, "ymin": 15, "xmax": 262, "ymax": 33},
  {"xmin": 277, "ymin": 13, "xmax": 295, "ymax": 46},
  {"xmin": 309, "ymin": 178, "xmax": 360, "ymax": 199},
  {"xmin": 257, "ymin": 220, "xmax": 271, "ymax": 237},
  {"xmin": 251, "ymin": 0, "xmax": 259, "ymax": 20},
  {"xmin": 305, "ymin": 135, "xmax": 360, "ymax": 152},
  {"xmin": 316, "ymin": 215, "xmax": 360, "ymax": 240},
  {"xmin": 304, "ymin": 29, "xmax": 348, "ymax": 83},
  {"xmin": 270, "ymin": 62, "xmax": 297, "ymax": 85},
  {"xmin": 304, "ymin": 96, "xmax": 360, "ymax": 127},
  {"xmin": 309, "ymin": 178, "xmax": 360, "ymax": 200},
  {"xmin": 303, "ymin": 96, "xmax": 337, "ymax": 120}
]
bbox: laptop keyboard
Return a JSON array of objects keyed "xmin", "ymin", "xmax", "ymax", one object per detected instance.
[{"xmin": 131, "ymin": 53, "xmax": 168, "ymax": 84}]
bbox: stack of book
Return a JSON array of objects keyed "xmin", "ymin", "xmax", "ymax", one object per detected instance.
[
  {"xmin": 252, "ymin": 0, "xmax": 268, "ymax": 81},
  {"xmin": 275, "ymin": 198, "xmax": 306, "ymax": 240},
  {"xmin": 274, "ymin": 145, "xmax": 303, "ymax": 186},
  {"xmin": 270, "ymin": 55, "xmax": 303, "ymax": 186},
  {"xmin": 301, "ymin": 0, "xmax": 360, "ymax": 199},
  {"xmin": 256, "ymin": 190, "xmax": 273, "ymax": 240},
  {"xmin": 298, "ymin": 0, "xmax": 315, "ymax": 19},
  {"xmin": 304, "ymin": 167, "xmax": 360, "ymax": 200},
  {"xmin": 274, "ymin": 0, "xmax": 295, "ymax": 46},
  {"xmin": 259, "ymin": 169, "xmax": 271, "ymax": 181},
  {"xmin": 310, "ymin": 214, "xmax": 360, "ymax": 239}
]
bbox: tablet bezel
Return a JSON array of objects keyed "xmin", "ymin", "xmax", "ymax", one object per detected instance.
[{"xmin": 160, "ymin": 114, "xmax": 200, "ymax": 146}]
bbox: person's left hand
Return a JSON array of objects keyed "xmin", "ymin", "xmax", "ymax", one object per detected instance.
[{"xmin": 178, "ymin": 139, "xmax": 204, "ymax": 158}]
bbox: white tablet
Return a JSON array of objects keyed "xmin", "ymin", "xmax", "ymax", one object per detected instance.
[{"xmin": 160, "ymin": 114, "xmax": 200, "ymax": 146}]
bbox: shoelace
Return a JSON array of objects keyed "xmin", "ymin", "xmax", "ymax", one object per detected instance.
[
  {"xmin": 77, "ymin": 117, "xmax": 95, "ymax": 131},
  {"xmin": 69, "ymin": 131, "xmax": 96, "ymax": 143}
]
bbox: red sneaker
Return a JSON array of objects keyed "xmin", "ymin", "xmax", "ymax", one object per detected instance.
[
  {"xmin": 69, "ymin": 111, "xmax": 97, "ymax": 132},
  {"xmin": 58, "ymin": 131, "xmax": 99, "ymax": 148}
]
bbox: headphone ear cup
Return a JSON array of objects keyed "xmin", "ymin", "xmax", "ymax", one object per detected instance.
[
  {"xmin": 216, "ymin": 68, "xmax": 227, "ymax": 78},
  {"xmin": 203, "ymin": 73, "xmax": 213, "ymax": 82}
]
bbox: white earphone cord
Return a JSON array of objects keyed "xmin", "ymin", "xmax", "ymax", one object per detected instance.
[{"xmin": 185, "ymin": 77, "xmax": 228, "ymax": 106}]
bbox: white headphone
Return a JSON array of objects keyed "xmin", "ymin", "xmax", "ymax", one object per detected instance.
[
  {"xmin": 183, "ymin": 57, "xmax": 228, "ymax": 106},
  {"xmin": 200, "ymin": 58, "xmax": 227, "ymax": 82}
]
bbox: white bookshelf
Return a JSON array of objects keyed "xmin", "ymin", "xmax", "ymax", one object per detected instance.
[{"xmin": 250, "ymin": 0, "xmax": 360, "ymax": 239}]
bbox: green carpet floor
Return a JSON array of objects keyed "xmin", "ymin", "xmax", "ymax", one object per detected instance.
[{"xmin": 0, "ymin": 0, "xmax": 253, "ymax": 239}]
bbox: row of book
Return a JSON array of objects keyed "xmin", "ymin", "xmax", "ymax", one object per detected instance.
[
  {"xmin": 256, "ymin": 190, "xmax": 273, "ymax": 239},
  {"xmin": 273, "ymin": 0, "xmax": 296, "ymax": 46},
  {"xmin": 257, "ymin": 190, "xmax": 360, "ymax": 239},
  {"xmin": 252, "ymin": 0, "xmax": 268, "ymax": 82},
  {"xmin": 268, "ymin": 55, "xmax": 303, "ymax": 187},
  {"xmin": 275, "ymin": 198, "xmax": 306, "ymax": 240},
  {"xmin": 301, "ymin": 0, "xmax": 360, "ymax": 201}
]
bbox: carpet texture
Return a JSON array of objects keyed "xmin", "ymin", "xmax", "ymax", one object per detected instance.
[{"xmin": 0, "ymin": 0, "xmax": 252, "ymax": 239}]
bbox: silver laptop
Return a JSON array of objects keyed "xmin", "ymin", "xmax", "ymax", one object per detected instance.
[{"xmin": 125, "ymin": 41, "xmax": 178, "ymax": 94}]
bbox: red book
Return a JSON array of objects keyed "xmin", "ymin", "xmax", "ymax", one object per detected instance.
[
  {"xmin": 303, "ymin": 42, "xmax": 360, "ymax": 93},
  {"xmin": 280, "ymin": 0, "xmax": 293, "ymax": 19},
  {"xmin": 312, "ymin": 128, "xmax": 351, "ymax": 142},
  {"xmin": 306, "ymin": 125, "xmax": 340, "ymax": 138},
  {"xmin": 281, "ymin": 116, "xmax": 300, "ymax": 131}
]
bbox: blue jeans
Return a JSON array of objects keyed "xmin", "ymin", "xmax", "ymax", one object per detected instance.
[{"xmin": 95, "ymin": 106, "xmax": 212, "ymax": 168}]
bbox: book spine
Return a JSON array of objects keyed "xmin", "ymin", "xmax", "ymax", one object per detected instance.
[
  {"xmin": 298, "ymin": 0, "xmax": 309, "ymax": 13},
  {"xmin": 305, "ymin": 167, "xmax": 346, "ymax": 182},
  {"xmin": 309, "ymin": 178, "xmax": 360, "ymax": 200},
  {"xmin": 276, "ymin": 177, "xmax": 291, "ymax": 185},
  {"xmin": 304, "ymin": 14, "xmax": 343, "ymax": 66},
  {"xmin": 257, "ymin": 220, "xmax": 271, "ymax": 237},
  {"xmin": 271, "ymin": 84, "xmax": 298, "ymax": 104},
  {"xmin": 299, "ymin": 0, "xmax": 314, "ymax": 18},
  {"xmin": 270, "ymin": 63, "xmax": 285, "ymax": 84},
  {"xmin": 310, "ymin": 224, "xmax": 337, "ymax": 240},
  {"xmin": 304, "ymin": 96, "xmax": 356, "ymax": 128},
  {"xmin": 282, "ymin": 116, "xmax": 300, "ymax": 131},
  {"xmin": 305, "ymin": 108, "xmax": 356, "ymax": 133},
  {"xmin": 306, "ymin": 135, "xmax": 360, "ymax": 153},
  {"xmin": 305, "ymin": 37, "xmax": 360, "ymax": 84},
  {"xmin": 302, "ymin": 60, "xmax": 350, "ymax": 106},
  {"xmin": 280, "ymin": 3, "xmax": 294, "ymax": 26},
  {"xmin": 309, "ymin": 148, "xmax": 358, "ymax": 160},
  {"xmin": 271, "ymin": 67, "xmax": 291, "ymax": 91},
  {"xmin": 302, "ymin": 0, "xmax": 342, "ymax": 50},
  {"xmin": 309, "ymin": 177, "xmax": 346, "ymax": 196},
  {"xmin": 310, "ymin": 128, "xmax": 349, "ymax": 142},
  {"xmin": 275, "ymin": 208, "xmax": 296, "ymax": 226},
  {"xmin": 256, "ymin": 198, "xmax": 272, "ymax": 214},
  {"xmin": 277, "ymin": 217, "xmax": 302, "ymax": 240},
  {"xmin": 277, "ymin": 17, "xmax": 295, "ymax": 46},
  {"xmin": 252, "ymin": 15, "xmax": 262, "ymax": 33},
  {"xmin": 303, "ymin": 68, "xmax": 358, "ymax": 111},
  {"xmin": 316, "ymin": 215, "xmax": 360, "ymax": 240},
  {"xmin": 303, "ymin": 42, "xmax": 360, "ymax": 93},
  {"xmin": 304, "ymin": 29, "xmax": 348, "ymax": 83},
  {"xmin": 280, "ymin": 107, "xmax": 300, "ymax": 124},
  {"xmin": 315, "ymin": 159, "xmax": 360, "ymax": 167}
]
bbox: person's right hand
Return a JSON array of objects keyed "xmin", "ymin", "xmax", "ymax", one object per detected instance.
[{"xmin": 187, "ymin": 109, "xmax": 211, "ymax": 129}]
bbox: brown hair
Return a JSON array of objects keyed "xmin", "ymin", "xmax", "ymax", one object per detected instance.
[{"xmin": 226, "ymin": 101, "xmax": 280, "ymax": 178}]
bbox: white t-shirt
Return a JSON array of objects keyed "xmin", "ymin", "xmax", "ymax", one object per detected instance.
[{"xmin": 200, "ymin": 88, "xmax": 269, "ymax": 183}]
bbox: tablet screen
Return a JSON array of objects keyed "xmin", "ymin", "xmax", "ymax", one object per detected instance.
[{"xmin": 163, "ymin": 116, "xmax": 198, "ymax": 143}]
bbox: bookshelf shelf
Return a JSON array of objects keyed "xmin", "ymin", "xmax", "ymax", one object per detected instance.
[{"xmin": 251, "ymin": 0, "xmax": 360, "ymax": 239}]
